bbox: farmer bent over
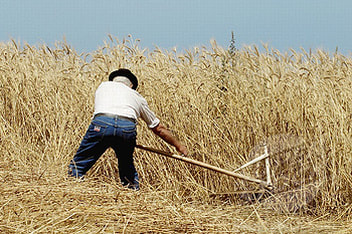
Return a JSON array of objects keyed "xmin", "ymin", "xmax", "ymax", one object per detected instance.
[{"xmin": 68, "ymin": 69, "xmax": 188, "ymax": 190}]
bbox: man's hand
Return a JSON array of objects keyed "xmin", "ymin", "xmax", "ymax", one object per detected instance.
[{"xmin": 176, "ymin": 144, "xmax": 188, "ymax": 156}]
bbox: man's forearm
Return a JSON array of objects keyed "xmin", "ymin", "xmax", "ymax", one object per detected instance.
[
  {"xmin": 151, "ymin": 123, "xmax": 188, "ymax": 155},
  {"xmin": 152, "ymin": 124, "xmax": 182, "ymax": 149}
]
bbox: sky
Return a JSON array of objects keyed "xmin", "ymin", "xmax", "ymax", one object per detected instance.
[{"xmin": 1, "ymin": 0, "xmax": 352, "ymax": 55}]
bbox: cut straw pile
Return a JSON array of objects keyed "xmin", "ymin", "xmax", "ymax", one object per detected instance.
[{"xmin": 1, "ymin": 36, "xmax": 352, "ymax": 232}]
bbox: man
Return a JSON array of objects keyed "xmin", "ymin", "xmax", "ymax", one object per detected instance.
[{"xmin": 68, "ymin": 68, "xmax": 188, "ymax": 190}]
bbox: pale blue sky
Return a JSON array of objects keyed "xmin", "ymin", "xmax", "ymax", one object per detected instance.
[{"xmin": 1, "ymin": 0, "xmax": 351, "ymax": 55}]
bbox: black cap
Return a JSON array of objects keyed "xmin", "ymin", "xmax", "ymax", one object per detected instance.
[{"xmin": 108, "ymin": 69, "xmax": 138, "ymax": 90}]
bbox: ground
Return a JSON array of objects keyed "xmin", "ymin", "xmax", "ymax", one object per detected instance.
[{"xmin": 1, "ymin": 170, "xmax": 351, "ymax": 233}]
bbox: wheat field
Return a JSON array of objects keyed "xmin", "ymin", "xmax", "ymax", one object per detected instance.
[{"xmin": 1, "ymin": 36, "xmax": 352, "ymax": 233}]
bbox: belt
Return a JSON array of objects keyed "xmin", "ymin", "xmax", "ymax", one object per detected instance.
[{"xmin": 94, "ymin": 113, "xmax": 136, "ymax": 123}]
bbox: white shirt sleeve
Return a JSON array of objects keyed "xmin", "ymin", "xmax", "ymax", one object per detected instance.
[{"xmin": 139, "ymin": 99, "xmax": 160, "ymax": 128}]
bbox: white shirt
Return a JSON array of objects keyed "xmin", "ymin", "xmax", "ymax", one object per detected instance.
[{"xmin": 93, "ymin": 81, "xmax": 160, "ymax": 128}]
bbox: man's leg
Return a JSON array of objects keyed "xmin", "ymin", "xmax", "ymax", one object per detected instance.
[
  {"xmin": 69, "ymin": 124, "xmax": 109, "ymax": 178},
  {"xmin": 112, "ymin": 140, "xmax": 139, "ymax": 190}
]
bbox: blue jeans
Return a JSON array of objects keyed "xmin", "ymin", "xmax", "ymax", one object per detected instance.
[{"xmin": 68, "ymin": 115, "xmax": 139, "ymax": 190}]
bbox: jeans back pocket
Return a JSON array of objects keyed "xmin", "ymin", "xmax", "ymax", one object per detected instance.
[
  {"xmin": 86, "ymin": 123, "xmax": 108, "ymax": 141},
  {"xmin": 121, "ymin": 125, "xmax": 137, "ymax": 140}
]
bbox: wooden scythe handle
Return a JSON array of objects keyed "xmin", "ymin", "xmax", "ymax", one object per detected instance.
[{"xmin": 135, "ymin": 144, "xmax": 270, "ymax": 187}]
